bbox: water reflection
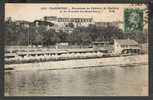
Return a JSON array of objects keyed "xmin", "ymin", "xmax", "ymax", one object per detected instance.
[{"xmin": 5, "ymin": 65, "xmax": 148, "ymax": 96}]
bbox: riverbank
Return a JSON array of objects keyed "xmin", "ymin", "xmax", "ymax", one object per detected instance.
[{"xmin": 5, "ymin": 54, "xmax": 148, "ymax": 71}]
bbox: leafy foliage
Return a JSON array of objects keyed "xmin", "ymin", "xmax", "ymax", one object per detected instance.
[{"xmin": 5, "ymin": 20, "xmax": 148, "ymax": 46}]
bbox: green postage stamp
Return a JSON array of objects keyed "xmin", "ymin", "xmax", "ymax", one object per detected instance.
[{"xmin": 124, "ymin": 9, "xmax": 143, "ymax": 32}]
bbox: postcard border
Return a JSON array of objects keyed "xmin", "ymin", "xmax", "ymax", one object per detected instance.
[{"xmin": 0, "ymin": 0, "xmax": 153, "ymax": 100}]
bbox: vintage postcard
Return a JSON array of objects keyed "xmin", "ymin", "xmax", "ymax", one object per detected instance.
[{"xmin": 4, "ymin": 3, "xmax": 148, "ymax": 96}]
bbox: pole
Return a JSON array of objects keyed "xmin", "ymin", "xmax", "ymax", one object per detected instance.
[{"xmin": 27, "ymin": 26, "xmax": 29, "ymax": 56}]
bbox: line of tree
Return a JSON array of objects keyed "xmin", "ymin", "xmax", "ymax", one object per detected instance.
[{"xmin": 5, "ymin": 20, "xmax": 148, "ymax": 46}]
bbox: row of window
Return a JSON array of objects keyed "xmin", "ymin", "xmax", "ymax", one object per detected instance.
[{"xmin": 57, "ymin": 18, "xmax": 92, "ymax": 22}]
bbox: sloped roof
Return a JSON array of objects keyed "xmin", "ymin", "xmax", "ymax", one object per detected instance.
[
  {"xmin": 115, "ymin": 39, "xmax": 138, "ymax": 45},
  {"xmin": 15, "ymin": 20, "xmax": 31, "ymax": 24},
  {"xmin": 33, "ymin": 20, "xmax": 54, "ymax": 26}
]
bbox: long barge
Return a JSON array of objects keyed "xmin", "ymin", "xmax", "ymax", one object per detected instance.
[
  {"xmin": 5, "ymin": 48, "xmax": 144, "ymax": 65},
  {"xmin": 5, "ymin": 49, "xmax": 112, "ymax": 64}
]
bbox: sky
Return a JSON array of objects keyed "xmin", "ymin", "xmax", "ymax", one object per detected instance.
[{"xmin": 5, "ymin": 3, "xmax": 148, "ymax": 23}]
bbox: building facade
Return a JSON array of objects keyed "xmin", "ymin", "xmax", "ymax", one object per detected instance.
[
  {"xmin": 43, "ymin": 16, "xmax": 94, "ymax": 28},
  {"xmin": 15, "ymin": 20, "xmax": 31, "ymax": 28},
  {"xmin": 114, "ymin": 39, "xmax": 140, "ymax": 54},
  {"xmin": 95, "ymin": 21, "xmax": 123, "ymax": 30}
]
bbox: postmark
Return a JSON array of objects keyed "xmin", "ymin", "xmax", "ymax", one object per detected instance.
[{"xmin": 124, "ymin": 9, "xmax": 143, "ymax": 32}]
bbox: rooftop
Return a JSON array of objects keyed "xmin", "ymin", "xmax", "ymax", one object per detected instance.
[
  {"xmin": 15, "ymin": 20, "xmax": 32, "ymax": 24},
  {"xmin": 115, "ymin": 39, "xmax": 138, "ymax": 45}
]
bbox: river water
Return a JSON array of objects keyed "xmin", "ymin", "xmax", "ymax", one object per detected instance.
[{"xmin": 5, "ymin": 63, "xmax": 148, "ymax": 96}]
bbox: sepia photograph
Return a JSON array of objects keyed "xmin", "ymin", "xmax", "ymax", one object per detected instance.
[{"xmin": 4, "ymin": 3, "xmax": 148, "ymax": 96}]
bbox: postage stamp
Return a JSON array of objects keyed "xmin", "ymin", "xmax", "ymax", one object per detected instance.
[{"xmin": 124, "ymin": 9, "xmax": 143, "ymax": 32}]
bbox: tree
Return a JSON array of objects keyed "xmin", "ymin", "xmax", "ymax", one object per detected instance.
[
  {"xmin": 5, "ymin": 22, "xmax": 20, "ymax": 45},
  {"xmin": 42, "ymin": 29, "xmax": 61, "ymax": 45}
]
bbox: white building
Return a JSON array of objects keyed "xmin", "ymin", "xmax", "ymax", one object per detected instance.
[
  {"xmin": 43, "ymin": 16, "xmax": 94, "ymax": 28},
  {"xmin": 95, "ymin": 21, "xmax": 123, "ymax": 30},
  {"xmin": 114, "ymin": 39, "xmax": 140, "ymax": 54}
]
